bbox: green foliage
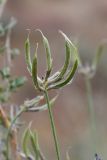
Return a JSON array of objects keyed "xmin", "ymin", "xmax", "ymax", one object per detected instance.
[
  {"xmin": 0, "ymin": 17, "xmax": 25, "ymax": 104},
  {"xmin": 9, "ymin": 77, "xmax": 27, "ymax": 91},
  {"xmin": 22, "ymin": 124, "xmax": 41, "ymax": 160},
  {"xmin": 0, "ymin": 1, "xmax": 27, "ymax": 159}
]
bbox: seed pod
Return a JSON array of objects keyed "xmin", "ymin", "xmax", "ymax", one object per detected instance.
[
  {"xmin": 59, "ymin": 30, "xmax": 81, "ymax": 66},
  {"xmin": 32, "ymin": 45, "xmax": 43, "ymax": 91},
  {"xmin": 48, "ymin": 60, "xmax": 78, "ymax": 89},
  {"xmin": 36, "ymin": 29, "xmax": 53, "ymax": 79},
  {"xmin": 48, "ymin": 31, "xmax": 72, "ymax": 85},
  {"xmin": 25, "ymin": 37, "xmax": 32, "ymax": 74}
]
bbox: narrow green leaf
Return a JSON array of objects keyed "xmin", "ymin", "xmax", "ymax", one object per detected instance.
[
  {"xmin": 22, "ymin": 126, "xmax": 31, "ymax": 158},
  {"xmin": 25, "ymin": 37, "xmax": 32, "ymax": 74},
  {"xmin": 48, "ymin": 60, "xmax": 78, "ymax": 89},
  {"xmin": 29, "ymin": 130, "xmax": 39, "ymax": 160},
  {"xmin": 36, "ymin": 29, "xmax": 52, "ymax": 79}
]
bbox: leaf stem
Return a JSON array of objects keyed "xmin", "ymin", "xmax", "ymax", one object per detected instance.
[
  {"xmin": 85, "ymin": 76, "xmax": 97, "ymax": 153},
  {"xmin": 44, "ymin": 89, "xmax": 61, "ymax": 160}
]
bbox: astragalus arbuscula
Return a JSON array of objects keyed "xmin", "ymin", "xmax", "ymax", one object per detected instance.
[{"xmin": 24, "ymin": 30, "xmax": 78, "ymax": 160}]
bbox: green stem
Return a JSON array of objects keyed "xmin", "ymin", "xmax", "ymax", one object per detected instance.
[
  {"xmin": 85, "ymin": 76, "xmax": 97, "ymax": 153},
  {"xmin": 44, "ymin": 89, "xmax": 61, "ymax": 160},
  {"xmin": 6, "ymin": 107, "xmax": 26, "ymax": 160}
]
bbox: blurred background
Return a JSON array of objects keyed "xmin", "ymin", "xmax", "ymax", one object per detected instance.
[{"xmin": 1, "ymin": 0, "xmax": 107, "ymax": 159}]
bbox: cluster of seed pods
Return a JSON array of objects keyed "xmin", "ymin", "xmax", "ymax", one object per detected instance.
[{"xmin": 25, "ymin": 30, "xmax": 78, "ymax": 93}]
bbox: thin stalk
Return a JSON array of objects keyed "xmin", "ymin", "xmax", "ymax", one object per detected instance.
[
  {"xmin": 6, "ymin": 107, "xmax": 26, "ymax": 160},
  {"xmin": 44, "ymin": 89, "xmax": 61, "ymax": 160},
  {"xmin": 85, "ymin": 76, "xmax": 97, "ymax": 153}
]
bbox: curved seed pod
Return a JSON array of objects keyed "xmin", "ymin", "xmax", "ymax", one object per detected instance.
[
  {"xmin": 25, "ymin": 37, "xmax": 32, "ymax": 74},
  {"xmin": 24, "ymin": 96, "xmax": 44, "ymax": 109},
  {"xmin": 48, "ymin": 36, "xmax": 71, "ymax": 85},
  {"xmin": 32, "ymin": 45, "xmax": 43, "ymax": 91},
  {"xmin": 48, "ymin": 71, "xmax": 60, "ymax": 81},
  {"xmin": 48, "ymin": 60, "xmax": 78, "ymax": 89},
  {"xmin": 48, "ymin": 71, "xmax": 60, "ymax": 85},
  {"xmin": 59, "ymin": 30, "xmax": 81, "ymax": 66},
  {"xmin": 56, "ymin": 31, "xmax": 71, "ymax": 78},
  {"xmin": 36, "ymin": 29, "xmax": 53, "ymax": 79},
  {"xmin": 48, "ymin": 31, "xmax": 78, "ymax": 86},
  {"xmin": 27, "ymin": 95, "xmax": 57, "ymax": 112}
]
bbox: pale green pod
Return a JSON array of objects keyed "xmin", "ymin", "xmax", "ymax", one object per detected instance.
[
  {"xmin": 36, "ymin": 29, "xmax": 53, "ymax": 79},
  {"xmin": 25, "ymin": 37, "xmax": 32, "ymax": 74},
  {"xmin": 24, "ymin": 96, "xmax": 44, "ymax": 109},
  {"xmin": 48, "ymin": 72, "xmax": 60, "ymax": 85},
  {"xmin": 32, "ymin": 46, "xmax": 43, "ymax": 91},
  {"xmin": 59, "ymin": 30, "xmax": 81, "ymax": 66},
  {"xmin": 48, "ymin": 60, "xmax": 78, "ymax": 89},
  {"xmin": 48, "ymin": 31, "xmax": 79, "ymax": 87},
  {"xmin": 48, "ymin": 32, "xmax": 72, "ymax": 85},
  {"xmin": 27, "ymin": 95, "xmax": 58, "ymax": 112}
]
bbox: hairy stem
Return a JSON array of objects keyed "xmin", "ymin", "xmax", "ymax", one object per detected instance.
[{"xmin": 44, "ymin": 89, "xmax": 61, "ymax": 160}]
